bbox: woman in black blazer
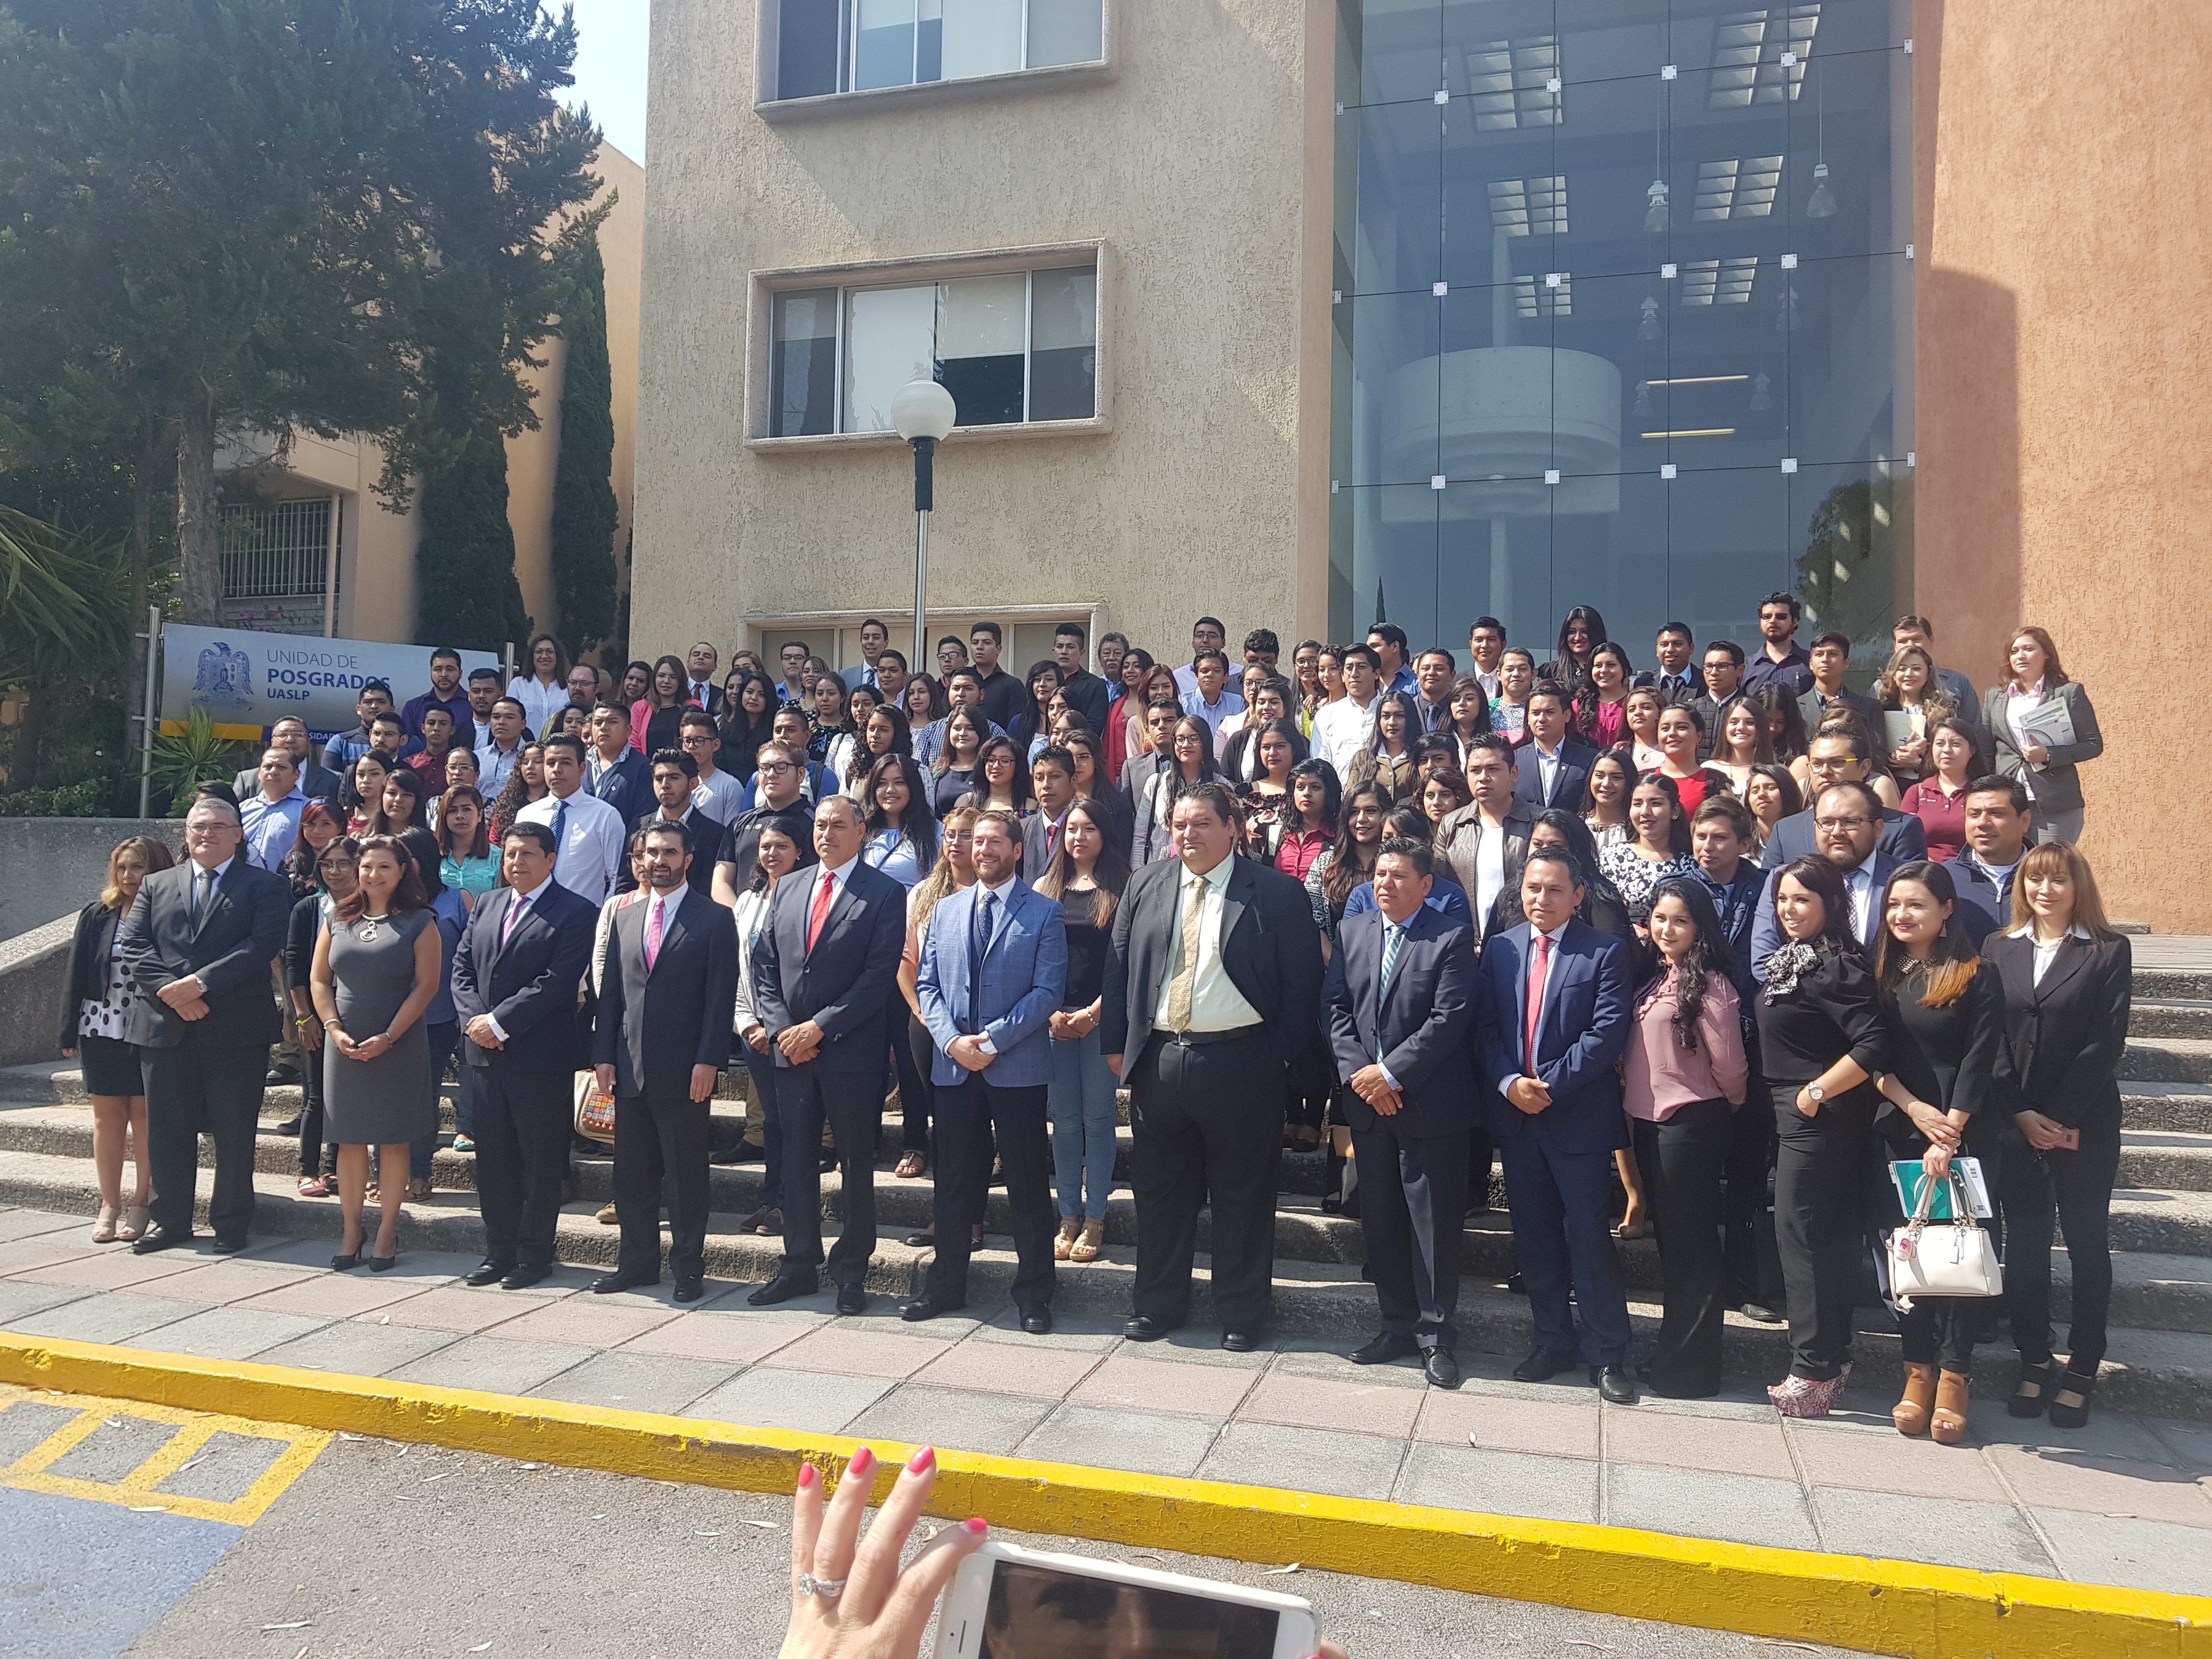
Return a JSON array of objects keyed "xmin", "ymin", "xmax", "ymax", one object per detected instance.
[
  {"xmin": 1869, "ymin": 861, "xmax": 2009, "ymax": 1443},
  {"xmin": 59, "ymin": 836, "xmax": 175, "ymax": 1242},
  {"xmin": 1754, "ymin": 856, "xmax": 1889, "ymax": 1419},
  {"xmin": 1988, "ymin": 842, "xmax": 2131, "ymax": 1430}
]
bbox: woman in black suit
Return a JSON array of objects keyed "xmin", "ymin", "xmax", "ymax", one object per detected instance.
[
  {"xmin": 1989, "ymin": 841, "xmax": 2131, "ymax": 1430},
  {"xmin": 59, "ymin": 836, "xmax": 176, "ymax": 1242},
  {"xmin": 1870, "ymin": 861, "xmax": 2008, "ymax": 1443},
  {"xmin": 1754, "ymin": 856, "xmax": 1888, "ymax": 1418}
]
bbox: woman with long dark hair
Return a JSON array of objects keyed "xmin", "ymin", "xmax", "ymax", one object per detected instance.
[
  {"xmin": 1543, "ymin": 605, "xmax": 1607, "ymax": 699},
  {"xmin": 1307, "ymin": 782, "xmax": 1387, "ymax": 952},
  {"xmin": 1711, "ymin": 700, "xmax": 1774, "ymax": 796},
  {"xmin": 844, "ymin": 704, "xmax": 915, "ymax": 798},
  {"xmin": 1583, "ymin": 750, "xmax": 1634, "ymax": 849},
  {"xmin": 1036, "ymin": 799, "xmax": 1133, "ymax": 1263},
  {"xmin": 929, "ymin": 706, "xmax": 990, "ymax": 816},
  {"xmin": 1624, "ymin": 877, "xmax": 1750, "ymax": 1397},
  {"xmin": 862, "ymin": 754, "xmax": 939, "ymax": 889},
  {"xmin": 1745, "ymin": 762, "xmax": 1803, "ymax": 855},
  {"xmin": 280, "ymin": 802, "xmax": 342, "ymax": 898},
  {"xmin": 1105, "ymin": 648, "xmax": 1153, "ymax": 781},
  {"xmin": 506, "ymin": 633, "xmax": 567, "ymax": 741},
  {"xmin": 1600, "ymin": 772, "xmax": 1696, "ymax": 923},
  {"xmin": 488, "ymin": 742, "xmax": 547, "ymax": 844},
  {"xmin": 364, "ymin": 765, "xmax": 430, "ymax": 839},
  {"xmin": 1620, "ymin": 686, "xmax": 1668, "ymax": 773},
  {"xmin": 1990, "ymin": 842, "xmax": 2130, "ymax": 1430},
  {"xmin": 1346, "ymin": 689, "xmax": 1421, "ymax": 805},
  {"xmin": 1870, "ymin": 860, "xmax": 2007, "ymax": 1442},
  {"xmin": 1751, "ymin": 682, "xmax": 1812, "ymax": 770},
  {"xmin": 435, "ymin": 786, "xmax": 498, "ymax": 906},
  {"xmin": 1654, "ymin": 704, "xmax": 1728, "ymax": 816},
  {"xmin": 1444, "ymin": 672, "xmax": 1494, "ymax": 770},
  {"xmin": 1017, "ymin": 661, "xmax": 1062, "ymax": 751},
  {"xmin": 1131, "ymin": 715, "xmax": 1218, "ymax": 865},
  {"xmin": 719, "ymin": 669, "xmax": 778, "ymax": 781},
  {"xmin": 1576, "ymin": 641, "xmax": 1634, "ymax": 750},
  {"xmin": 809, "ymin": 670, "xmax": 857, "ymax": 773},
  {"xmin": 903, "ymin": 672, "xmax": 948, "ymax": 732},
  {"xmin": 630, "ymin": 654, "xmax": 697, "ymax": 758},
  {"xmin": 1756, "ymin": 856, "xmax": 1888, "ymax": 1417},
  {"xmin": 961, "ymin": 735, "xmax": 1034, "ymax": 816},
  {"xmin": 1900, "ymin": 716, "xmax": 1982, "ymax": 864},
  {"xmin": 1273, "ymin": 757, "xmax": 1339, "ymax": 885},
  {"xmin": 343, "ymin": 751, "xmax": 393, "ymax": 836}
]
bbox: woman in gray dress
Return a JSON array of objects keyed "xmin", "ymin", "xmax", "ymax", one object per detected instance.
[{"xmin": 311, "ymin": 834, "xmax": 442, "ymax": 1272}]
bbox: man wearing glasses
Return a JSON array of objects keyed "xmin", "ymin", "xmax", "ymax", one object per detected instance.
[
  {"xmin": 712, "ymin": 740, "xmax": 815, "ymax": 905},
  {"xmin": 1758, "ymin": 729, "xmax": 1928, "ymax": 871}
]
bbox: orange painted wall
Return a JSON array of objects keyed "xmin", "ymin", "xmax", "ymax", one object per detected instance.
[{"xmin": 1914, "ymin": 1, "xmax": 2212, "ymax": 929}]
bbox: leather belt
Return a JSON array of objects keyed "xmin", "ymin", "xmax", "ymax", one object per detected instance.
[{"xmin": 1161, "ymin": 1024, "xmax": 1266, "ymax": 1047}]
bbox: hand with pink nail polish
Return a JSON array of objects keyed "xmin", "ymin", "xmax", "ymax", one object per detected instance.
[{"xmin": 783, "ymin": 1445, "xmax": 987, "ymax": 1659}]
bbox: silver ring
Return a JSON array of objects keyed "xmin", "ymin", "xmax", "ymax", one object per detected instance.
[{"xmin": 799, "ymin": 1573, "xmax": 847, "ymax": 1599}]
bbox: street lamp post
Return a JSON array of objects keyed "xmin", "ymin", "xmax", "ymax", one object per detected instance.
[{"xmin": 890, "ymin": 379, "xmax": 957, "ymax": 679}]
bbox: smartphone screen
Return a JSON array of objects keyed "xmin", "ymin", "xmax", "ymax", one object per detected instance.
[{"xmin": 978, "ymin": 1560, "xmax": 1280, "ymax": 1659}]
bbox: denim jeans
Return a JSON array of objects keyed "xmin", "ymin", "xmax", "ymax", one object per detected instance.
[
  {"xmin": 411, "ymin": 1020, "xmax": 459, "ymax": 1180},
  {"xmin": 1049, "ymin": 1028, "xmax": 1119, "ymax": 1221}
]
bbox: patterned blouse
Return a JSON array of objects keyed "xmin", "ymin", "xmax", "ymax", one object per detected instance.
[
  {"xmin": 77, "ymin": 940, "xmax": 138, "ymax": 1041},
  {"xmin": 1599, "ymin": 845, "xmax": 1696, "ymax": 922}
]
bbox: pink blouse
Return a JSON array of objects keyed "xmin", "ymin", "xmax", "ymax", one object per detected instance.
[{"xmin": 1623, "ymin": 968, "xmax": 1749, "ymax": 1121}]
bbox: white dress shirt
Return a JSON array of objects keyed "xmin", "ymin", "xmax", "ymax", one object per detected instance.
[
  {"xmin": 506, "ymin": 675, "xmax": 567, "ymax": 742},
  {"xmin": 1153, "ymin": 855, "xmax": 1263, "ymax": 1032},
  {"xmin": 1844, "ymin": 863, "xmax": 1875, "ymax": 943},
  {"xmin": 1311, "ymin": 693, "xmax": 1379, "ymax": 777},
  {"xmin": 1474, "ymin": 814, "xmax": 1510, "ymax": 925},
  {"xmin": 517, "ymin": 787, "xmax": 627, "ymax": 905},
  {"xmin": 2012, "ymin": 921, "xmax": 2092, "ymax": 984}
]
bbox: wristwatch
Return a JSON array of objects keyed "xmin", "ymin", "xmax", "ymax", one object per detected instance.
[{"xmin": 1807, "ymin": 1084, "xmax": 1826, "ymax": 1103}]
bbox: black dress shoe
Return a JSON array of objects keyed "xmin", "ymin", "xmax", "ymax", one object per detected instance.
[
  {"xmin": 1221, "ymin": 1330, "xmax": 1259, "ymax": 1353},
  {"xmin": 708, "ymin": 1144, "xmax": 759, "ymax": 1166},
  {"xmin": 901, "ymin": 1296, "xmax": 960, "ymax": 1322},
  {"xmin": 330, "ymin": 1251, "xmax": 360, "ymax": 1272},
  {"xmin": 835, "ymin": 1284, "xmax": 867, "ymax": 1316},
  {"xmin": 462, "ymin": 1261, "xmax": 511, "ymax": 1287},
  {"xmin": 748, "ymin": 1273, "xmax": 817, "ymax": 1306},
  {"xmin": 369, "ymin": 1254, "xmax": 397, "ymax": 1273},
  {"xmin": 592, "ymin": 1273, "xmax": 657, "ymax": 1295},
  {"xmin": 1124, "ymin": 1315, "xmax": 1176, "ymax": 1341},
  {"xmin": 1512, "ymin": 1347, "xmax": 1575, "ymax": 1383},
  {"xmin": 1019, "ymin": 1308, "xmax": 1053, "ymax": 1335},
  {"xmin": 266, "ymin": 1063, "xmax": 301, "ymax": 1086},
  {"xmin": 1423, "ymin": 1347, "xmax": 1464, "ymax": 1390},
  {"xmin": 672, "ymin": 1278, "xmax": 706, "ymax": 1304},
  {"xmin": 1350, "ymin": 1332, "xmax": 1419, "ymax": 1366},
  {"xmin": 211, "ymin": 1236, "xmax": 247, "ymax": 1255},
  {"xmin": 904, "ymin": 1230, "xmax": 936, "ymax": 1248},
  {"xmin": 1594, "ymin": 1364, "xmax": 1639, "ymax": 1404},
  {"xmin": 501, "ymin": 1264, "xmax": 552, "ymax": 1290},
  {"xmin": 272, "ymin": 1115, "xmax": 304, "ymax": 1136},
  {"xmin": 132, "ymin": 1229, "xmax": 184, "ymax": 1255},
  {"xmin": 1505, "ymin": 1270, "xmax": 1526, "ymax": 1295},
  {"xmin": 1739, "ymin": 1301, "xmax": 1784, "ymax": 1324}
]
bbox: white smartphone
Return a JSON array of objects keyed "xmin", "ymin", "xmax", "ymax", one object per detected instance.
[{"xmin": 934, "ymin": 1541, "xmax": 1317, "ymax": 1659}]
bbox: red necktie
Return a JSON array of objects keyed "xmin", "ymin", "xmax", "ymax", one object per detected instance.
[
  {"xmin": 1047, "ymin": 821, "xmax": 1060, "ymax": 854},
  {"xmin": 806, "ymin": 870, "xmax": 837, "ymax": 951},
  {"xmin": 1523, "ymin": 933, "xmax": 1551, "ymax": 1073},
  {"xmin": 645, "ymin": 893, "xmax": 665, "ymax": 969}
]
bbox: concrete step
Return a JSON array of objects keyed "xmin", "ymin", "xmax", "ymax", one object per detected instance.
[
  {"xmin": 2, "ymin": 1147, "xmax": 2206, "ymax": 1422},
  {"xmin": 2131, "ymin": 968, "xmax": 2212, "ymax": 1002},
  {"xmin": 2120, "ymin": 1037, "xmax": 2212, "ymax": 1085},
  {"xmin": 2120, "ymin": 1084, "xmax": 2212, "ymax": 1134},
  {"xmin": 2130, "ymin": 1000, "xmax": 2212, "ymax": 1040},
  {"xmin": 2118, "ymin": 1130, "xmax": 2212, "ymax": 1190}
]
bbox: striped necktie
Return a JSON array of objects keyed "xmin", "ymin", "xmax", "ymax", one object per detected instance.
[{"xmin": 1379, "ymin": 921, "xmax": 1404, "ymax": 1004}]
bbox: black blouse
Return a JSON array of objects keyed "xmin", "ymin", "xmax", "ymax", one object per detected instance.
[
  {"xmin": 1057, "ymin": 886, "xmax": 1113, "ymax": 1011},
  {"xmin": 1754, "ymin": 947, "xmax": 1888, "ymax": 1100},
  {"xmin": 1875, "ymin": 961, "xmax": 2007, "ymax": 1149}
]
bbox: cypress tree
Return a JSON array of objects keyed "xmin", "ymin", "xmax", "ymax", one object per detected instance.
[
  {"xmin": 548, "ymin": 235, "xmax": 620, "ymax": 658},
  {"xmin": 414, "ymin": 430, "xmax": 530, "ymax": 650}
]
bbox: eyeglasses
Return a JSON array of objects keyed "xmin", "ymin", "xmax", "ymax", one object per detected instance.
[
  {"xmin": 759, "ymin": 761, "xmax": 796, "ymax": 776},
  {"xmin": 1814, "ymin": 815, "xmax": 1874, "ymax": 831}
]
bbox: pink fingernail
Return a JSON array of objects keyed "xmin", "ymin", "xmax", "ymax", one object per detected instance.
[
  {"xmin": 849, "ymin": 1446, "xmax": 874, "ymax": 1477},
  {"xmin": 964, "ymin": 1517, "xmax": 988, "ymax": 1534},
  {"xmin": 909, "ymin": 1445, "xmax": 936, "ymax": 1474},
  {"xmin": 797, "ymin": 1463, "xmax": 817, "ymax": 1491}
]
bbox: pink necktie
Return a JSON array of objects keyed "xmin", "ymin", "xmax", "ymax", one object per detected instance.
[
  {"xmin": 1523, "ymin": 933, "xmax": 1551, "ymax": 1071},
  {"xmin": 500, "ymin": 891, "xmax": 532, "ymax": 949},
  {"xmin": 645, "ymin": 893, "xmax": 665, "ymax": 969}
]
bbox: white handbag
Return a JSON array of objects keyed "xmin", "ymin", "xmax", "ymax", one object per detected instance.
[{"xmin": 1887, "ymin": 1169, "xmax": 2004, "ymax": 1310}]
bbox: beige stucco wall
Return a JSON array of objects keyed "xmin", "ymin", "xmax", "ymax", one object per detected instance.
[
  {"xmin": 630, "ymin": 0, "xmax": 1314, "ymax": 667},
  {"xmin": 1913, "ymin": 0, "xmax": 2212, "ymax": 930}
]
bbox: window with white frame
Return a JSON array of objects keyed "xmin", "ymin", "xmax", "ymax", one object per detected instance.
[
  {"xmin": 769, "ymin": 265, "xmax": 1097, "ymax": 437},
  {"xmin": 772, "ymin": 0, "xmax": 1102, "ymax": 100}
]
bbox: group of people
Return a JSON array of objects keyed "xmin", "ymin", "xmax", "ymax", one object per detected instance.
[{"xmin": 61, "ymin": 598, "xmax": 2126, "ymax": 1434}]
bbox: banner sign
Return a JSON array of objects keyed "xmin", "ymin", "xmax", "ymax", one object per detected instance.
[{"xmin": 160, "ymin": 623, "xmax": 503, "ymax": 742}]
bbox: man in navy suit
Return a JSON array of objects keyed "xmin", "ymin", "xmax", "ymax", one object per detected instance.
[
  {"xmin": 1323, "ymin": 837, "xmax": 1477, "ymax": 1387},
  {"xmin": 1761, "ymin": 729, "xmax": 1927, "ymax": 870},
  {"xmin": 1511, "ymin": 684, "xmax": 1599, "ymax": 813},
  {"xmin": 117, "ymin": 797, "xmax": 293, "ymax": 1254},
  {"xmin": 1474, "ymin": 846, "xmax": 1638, "ymax": 1401},
  {"xmin": 450, "ymin": 822, "xmax": 599, "ymax": 1289},
  {"xmin": 587, "ymin": 703, "xmax": 651, "ymax": 821},
  {"xmin": 905, "ymin": 809, "xmax": 1069, "ymax": 1329},
  {"xmin": 590, "ymin": 821, "xmax": 738, "ymax": 1303},
  {"xmin": 747, "ymin": 794, "xmax": 907, "ymax": 1314}
]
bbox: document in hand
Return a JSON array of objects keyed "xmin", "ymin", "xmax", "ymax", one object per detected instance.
[
  {"xmin": 1883, "ymin": 710, "xmax": 1916, "ymax": 750},
  {"xmin": 2018, "ymin": 698, "xmax": 2076, "ymax": 752},
  {"xmin": 1890, "ymin": 1158, "xmax": 1995, "ymax": 1220}
]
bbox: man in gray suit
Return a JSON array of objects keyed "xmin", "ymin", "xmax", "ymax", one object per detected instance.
[
  {"xmin": 117, "ymin": 797, "xmax": 292, "ymax": 1253},
  {"xmin": 905, "ymin": 809, "xmax": 1068, "ymax": 1329}
]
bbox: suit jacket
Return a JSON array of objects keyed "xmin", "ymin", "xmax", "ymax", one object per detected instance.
[
  {"xmin": 1982, "ymin": 680, "xmax": 2103, "ymax": 819},
  {"xmin": 1510, "ymin": 737, "xmax": 1600, "ymax": 813},
  {"xmin": 1472, "ymin": 919, "xmax": 1633, "ymax": 1153},
  {"xmin": 748, "ymin": 859, "xmax": 907, "ymax": 1073},
  {"xmin": 1987, "ymin": 929, "xmax": 2130, "ymax": 1128},
  {"xmin": 916, "ymin": 879, "xmax": 1068, "ymax": 1088},
  {"xmin": 1119, "ymin": 749, "xmax": 1166, "ymax": 812},
  {"xmin": 1637, "ymin": 665, "xmax": 1707, "ymax": 704},
  {"xmin": 617, "ymin": 807, "xmax": 727, "ymax": 898},
  {"xmin": 591, "ymin": 887, "xmax": 738, "ymax": 1099},
  {"xmin": 1021, "ymin": 811, "xmax": 1066, "ymax": 884},
  {"xmin": 1796, "ymin": 685, "xmax": 1889, "ymax": 755},
  {"xmin": 1761, "ymin": 805, "xmax": 1927, "ymax": 871},
  {"xmin": 236, "ymin": 762, "xmax": 343, "ymax": 804},
  {"xmin": 589, "ymin": 747, "xmax": 651, "ymax": 821},
  {"xmin": 1101, "ymin": 853, "xmax": 1323, "ymax": 1070},
  {"xmin": 449, "ymin": 878, "xmax": 598, "ymax": 1073},
  {"xmin": 1059, "ymin": 669, "xmax": 1112, "ymax": 736},
  {"xmin": 59, "ymin": 900, "xmax": 127, "ymax": 1054},
  {"xmin": 1322, "ymin": 904, "xmax": 1476, "ymax": 1138},
  {"xmin": 114, "ymin": 859, "xmax": 290, "ymax": 1050}
]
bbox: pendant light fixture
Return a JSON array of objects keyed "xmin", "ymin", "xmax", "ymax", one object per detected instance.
[
  {"xmin": 1644, "ymin": 77, "xmax": 1669, "ymax": 232},
  {"xmin": 1639, "ymin": 295, "xmax": 1662, "ymax": 342},
  {"xmin": 1775, "ymin": 284, "xmax": 1802, "ymax": 332},
  {"xmin": 1750, "ymin": 370, "xmax": 1773, "ymax": 410},
  {"xmin": 1634, "ymin": 379, "xmax": 1654, "ymax": 418},
  {"xmin": 1805, "ymin": 60, "xmax": 1837, "ymax": 218}
]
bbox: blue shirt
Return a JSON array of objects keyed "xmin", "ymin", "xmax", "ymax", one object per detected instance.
[
  {"xmin": 913, "ymin": 714, "xmax": 1007, "ymax": 769},
  {"xmin": 239, "ymin": 788, "xmax": 307, "ymax": 873},
  {"xmin": 1178, "ymin": 687, "xmax": 1245, "ymax": 743},
  {"xmin": 425, "ymin": 887, "xmax": 469, "ymax": 1025},
  {"xmin": 1342, "ymin": 878, "xmax": 1471, "ymax": 926}
]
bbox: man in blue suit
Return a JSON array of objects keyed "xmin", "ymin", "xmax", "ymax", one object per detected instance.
[
  {"xmin": 450, "ymin": 822, "xmax": 599, "ymax": 1289},
  {"xmin": 905, "ymin": 809, "xmax": 1069, "ymax": 1330},
  {"xmin": 587, "ymin": 703, "xmax": 652, "ymax": 822},
  {"xmin": 1323, "ymin": 837, "xmax": 1477, "ymax": 1387},
  {"xmin": 1510, "ymin": 684, "xmax": 1600, "ymax": 813},
  {"xmin": 1474, "ymin": 846, "xmax": 1638, "ymax": 1402}
]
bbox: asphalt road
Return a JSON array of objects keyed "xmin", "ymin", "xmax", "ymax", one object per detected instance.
[{"xmin": 78, "ymin": 1435, "xmax": 1864, "ymax": 1659}]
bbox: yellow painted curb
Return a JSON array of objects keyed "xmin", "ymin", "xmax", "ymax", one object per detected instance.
[{"xmin": 1, "ymin": 1331, "xmax": 2203, "ymax": 1659}]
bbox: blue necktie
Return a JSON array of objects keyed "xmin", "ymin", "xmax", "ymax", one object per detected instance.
[
  {"xmin": 968, "ymin": 890, "xmax": 997, "ymax": 1032},
  {"xmin": 1379, "ymin": 921, "xmax": 1404, "ymax": 1005},
  {"xmin": 552, "ymin": 799, "xmax": 569, "ymax": 860}
]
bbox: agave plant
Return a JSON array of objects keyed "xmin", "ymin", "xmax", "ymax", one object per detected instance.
[{"xmin": 148, "ymin": 708, "xmax": 251, "ymax": 814}]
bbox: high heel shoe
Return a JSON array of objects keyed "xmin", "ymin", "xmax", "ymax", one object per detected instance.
[
  {"xmin": 370, "ymin": 1253, "xmax": 398, "ymax": 1272},
  {"xmin": 2047, "ymin": 1362, "xmax": 2098, "ymax": 1430},
  {"xmin": 1931, "ymin": 1370, "xmax": 1970, "ymax": 1444},
  {"xmin": 120, "ymin": 1204, "xmax": 150, "ymax": 1242},
  {"xmin": 1070, "ymin": 1220, "xmax": 1105, "ymax": 1262},
  {"xmin": 331, "ymin": 1229, "xmax": 365, "ymax": 1271},
  {"xmin": 2007, "ymin": 1357, "xmax": 2054, "ymax": 1419},
  {"xmin": 1892, "ymin": 1361, "xmax": 1937, "ymax": 1436},
  {"xmin": 91, "ymin": 1204, "xmax": 120, "ymax": 1244}
]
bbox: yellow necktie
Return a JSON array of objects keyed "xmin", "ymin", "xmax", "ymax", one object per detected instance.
[{"xmin": 1164, "ymin": 873, "xmax": 1206, "ymax": 1031}]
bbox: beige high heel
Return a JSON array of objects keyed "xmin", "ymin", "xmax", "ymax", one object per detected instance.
[
  {"xmin": 120, "ymin": 1204, "xmax": 150, "ymax": 1242},
  {"xmin": 1070, "ymin": 1220, "xmax": 1105, "ymax": 1262},
  {"xmin": 91, "ymin": 1204, "xmax": 120, "ymax": 1243}
]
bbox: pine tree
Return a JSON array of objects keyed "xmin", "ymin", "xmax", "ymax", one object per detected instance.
[{"xmin": 547, "ymin": 235, "xmax": 620, "ymax": 658}]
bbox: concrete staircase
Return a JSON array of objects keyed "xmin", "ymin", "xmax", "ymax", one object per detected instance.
[{"xmin": 3, "ymin": 957, "xmax": 2209, "ymax": 1419}]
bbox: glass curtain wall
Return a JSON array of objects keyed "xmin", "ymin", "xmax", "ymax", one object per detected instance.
[{"xmin": 1329, "ymin": 0, "xmax": 1913, "ymax": 669}]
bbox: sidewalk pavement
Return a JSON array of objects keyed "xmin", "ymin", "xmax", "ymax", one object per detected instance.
[{"xmin": 2, "ymin": 1203, "xmax": 2207, "ymax": 1599}]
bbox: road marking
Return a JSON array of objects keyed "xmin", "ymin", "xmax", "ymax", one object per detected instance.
[{"xmin": 0, "ymin": 1381, "xmax": 329, "ymax": 1525}]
